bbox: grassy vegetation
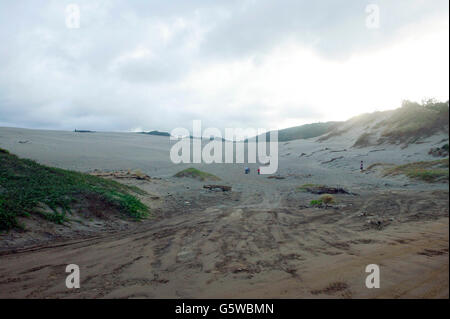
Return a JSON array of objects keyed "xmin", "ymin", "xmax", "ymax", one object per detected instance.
[
  {"xmin": 174, "ymin": 167, "xmax": 220, "ymax": 181},
  {"xmin": 325, "ymin": 100, "xmax": 448, "ymax": 147},
  {"xmin": 406, "ymin": 170, "xmax": 449, "ymax": 182},
  {"xmin": 382, "ymin": 158, "xmax": 449, "ymax": 183},
  {"xmin": 310, "ymin": 199, "xmax": 323, "ymax": 207},
  {"xmin": 0, "ymin": 148, "xmax": 149, "ymax": 231},
  {"xmin": 378, "ymin": 99, "xmax": 449, "ymax": 145},
  {"xmin": 320, "ymin": 194, "xmax": 335, "ymax": 205},
  {"xmin": 310, "ymin": 194, "xmax": 336, "ymax": 207},
  {"xmin": 250, "ymin": 122, "xmax": 339, "ymax": 143},
  {"xmin": 277, "ymin": 122, "xmax": 339, "ymax": 142},
  {"xmin": 366, "ymin": 162, "xmax": 389, "ymax": 171}
]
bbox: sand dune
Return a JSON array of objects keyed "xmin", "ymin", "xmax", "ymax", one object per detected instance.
[{"xmin": 0, "ymin": 126, "xmax": 448, "ymax": 298}]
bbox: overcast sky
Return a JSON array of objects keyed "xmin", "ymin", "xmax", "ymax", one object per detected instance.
[{"xmin": 0, "ymin": 0, "xmax": 448, "ymax": 132}]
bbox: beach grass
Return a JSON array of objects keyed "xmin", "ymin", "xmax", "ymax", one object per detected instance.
[
  {"xmin": 174, "ymin": 167, "xmax": 220, "ymax": 181},
  {"xmin": 0, "ymin": 148, "xmax": 149, "ymax": 231},
  {"xmin": 383, "ymin": 158, "xmax": 449, "ymax": 183},
  {"xmin": 320, "ymin": 194, "xmax": 336, "ymax": 204}
]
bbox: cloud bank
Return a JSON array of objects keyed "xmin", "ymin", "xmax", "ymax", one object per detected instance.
[{"xmin": 0, "ymin": 0, "xmax": 448, "ymax": 131}]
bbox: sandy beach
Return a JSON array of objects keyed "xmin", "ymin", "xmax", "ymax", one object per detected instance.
[
  {"xmin": 1, "ymin": 0, "xmax": 449, "ymax": 303},
  {"xmin": 0, "ymin": 126, "xmax": 448, "ymax": 298}
]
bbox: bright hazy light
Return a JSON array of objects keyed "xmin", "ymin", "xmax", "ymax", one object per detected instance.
[{"xmin": 183, "ymin": 18, "xmax": 449, "ymax": 130}]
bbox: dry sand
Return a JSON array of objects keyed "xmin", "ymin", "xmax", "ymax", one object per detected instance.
[{"xmin": 0, "ymin": 126, "xmax": 448, "ymax": 298}]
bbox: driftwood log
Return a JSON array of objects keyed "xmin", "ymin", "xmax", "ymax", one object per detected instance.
[
  {"xmin": 303, "ymin": 185, "xmax": 352, "ymax": 195},
  {"xmin": 203, "ymin": 185, "xmax": 232, "ymax": 192},
  {"xmin": 267, "ymin": 175, "xmax": 286, "ymax": 179},
  {"xmin": 90, "ymin": 170, "xmax": 151, "ymax": 181}
]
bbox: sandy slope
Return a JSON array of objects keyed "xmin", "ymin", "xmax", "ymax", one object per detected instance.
[{"xmin": 0, "ymin": 127, "xmax": 448, "ymax": 298}]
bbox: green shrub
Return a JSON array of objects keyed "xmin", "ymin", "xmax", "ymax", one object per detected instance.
[
  {"xmin": 310, "ymin": 199, "xmax": 323, "ymax": 207},
  {"xmin": 174, "ymin": 167, "xmax": 220, "ymax": 181}
]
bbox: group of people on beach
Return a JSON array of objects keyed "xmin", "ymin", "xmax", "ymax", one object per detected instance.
[{"xmin": 244, "ymin": 167, "xmax": 260, "ymax": 175}]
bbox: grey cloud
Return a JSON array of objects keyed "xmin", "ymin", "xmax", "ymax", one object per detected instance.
[
  {"xmin": 0, "ymin": 0, "xmax": 448, "ymax": 132},
  {"xmin": 201, "ymin": 0, "xmax": 449, "ymax": 60}
]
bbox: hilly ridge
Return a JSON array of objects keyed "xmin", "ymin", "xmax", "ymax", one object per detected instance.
[
  {"xmin": 318, "ymin": 99, "xmax": 449, "ymax": 148},
  {"xmin": 251, "ymin": 100, "xmax": 448, "ymax": 147}
]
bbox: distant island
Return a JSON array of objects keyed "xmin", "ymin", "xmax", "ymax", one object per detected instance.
[
  {"xmin": 74, "ymin": 129, "xmax": 95, "ymax": 133},
  {"xmin": 139, "ymin": 130, "xmax": 171, "ymax": 137}
]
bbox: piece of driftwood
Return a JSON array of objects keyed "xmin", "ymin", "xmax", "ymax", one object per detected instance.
[
  {"xmin": 267, "ymin": 175, "xmax": 286, "ymax": 179},
  {"xmin": 90, "ymin": 170, "xmax": 151, "ymax": 181},
  {"xmin": 203, "ymin": 185, "xmax": 232, "ymax": 192},
  {"xmin": 303, "ymin": 185, "xmax": 353, "ymax": 195}
]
